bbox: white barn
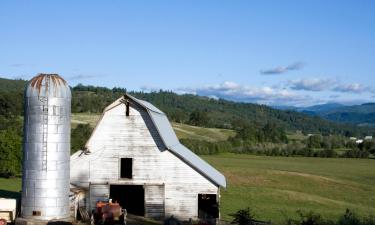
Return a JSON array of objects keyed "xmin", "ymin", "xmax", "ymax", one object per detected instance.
[{"xmin": 70, "ymin": 94, "xmax": 226, "ymax": 222}]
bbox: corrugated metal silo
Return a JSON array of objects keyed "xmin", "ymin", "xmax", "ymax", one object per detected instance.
[{"xmin": 21, "ymin": 74, "xmax": 71, "ymax": 220}]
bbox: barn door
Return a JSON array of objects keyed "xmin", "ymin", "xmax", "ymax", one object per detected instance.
[
  {"xmin": 110, "ymin": 185, "xmax": 145, "ymax": 216},
  {"xmin": 144, "ymin": 184, "xmax": 165, "ymax": 219},
  {"xmin": 198, "ymin": 194, "xmax": 219, "ymax": 219}
]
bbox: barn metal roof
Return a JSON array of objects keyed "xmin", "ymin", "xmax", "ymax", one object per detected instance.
[{"xmin": 126, "ymin": 94, "xmax": 226, "ymax": 188}]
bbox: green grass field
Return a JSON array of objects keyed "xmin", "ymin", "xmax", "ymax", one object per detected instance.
[
  {"xmin": 2, "ymin": 154, "xmax": 374, "ymax": 224},
  {"xmin": 71, "ymin": 113, "xmax": 102, "ymax": 128},
  {"xmin": 0, "ymin": 177, "xmax": 22, "ymax": 199},
  {"xmin": 71, "ymin": 113, "xmax": 236, "ymax": 142},
  {"xmin": 202, "ymin": 153, "xmax": 375, "ymax": 223},
  {"xmin": 172, "ymin": 122, "xmax": 236, "ymax": 142}
]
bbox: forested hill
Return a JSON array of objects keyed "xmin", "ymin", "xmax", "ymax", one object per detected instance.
[
  {"xmin": 0, "ymin": 77, "xmax": 27, "ymax": 91},
  {"xmin": 274, "ymin": 103, "xmax": 375, "ymax": 127},
  {"xmin": 1, "ymin": 77, "xmax": 374, "ymax": 137},
  {"xmin": 0, "ymin": 78, "xmax": 26, "ymax": 118},
  {"xmin": 301, "ymin": 103, "xmax": 375, "ymax": 127},
  {"xmin": 129, "ymin": 92, "xmax": 373, "ymax": 136}
]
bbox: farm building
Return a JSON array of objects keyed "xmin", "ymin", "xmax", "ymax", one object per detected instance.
[{"xmin": 70, "ymin": 94, "xmax": 226, "ymax": 222}]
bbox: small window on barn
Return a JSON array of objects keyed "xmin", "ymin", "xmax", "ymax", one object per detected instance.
[{"xmin": 120, "ymin": 158, "xmax": 133, "ymax": 179}]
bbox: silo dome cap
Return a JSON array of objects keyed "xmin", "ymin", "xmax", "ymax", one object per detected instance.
[{"xmin": 25, "ymin": 73, "xmax": 71, "ymax": 98}]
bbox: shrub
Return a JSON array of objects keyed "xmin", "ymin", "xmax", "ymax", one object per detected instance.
[
  {"xmin": 338, "ymin": 209, "xmax": 361, "ymax": 225},
  {"xmin": 230, "ymin": 208, "xmax": 256, "ymax": 225},
  {"xmin": 282, "ymin": 210, "xmax": 332, "ymax": 225}
]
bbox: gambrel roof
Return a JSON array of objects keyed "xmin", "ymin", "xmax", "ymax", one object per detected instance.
[{"xmin": 100, "ymin": 94, "xmax": 226, "ymax": 188}]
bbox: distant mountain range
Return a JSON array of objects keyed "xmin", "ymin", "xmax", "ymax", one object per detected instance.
[{"xmin": 274, "ymin": 103, "xmax": 375, "ymax": 127}]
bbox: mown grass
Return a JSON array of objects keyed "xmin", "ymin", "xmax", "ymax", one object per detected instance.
[
  {"xmin": 202, "ymin": 153, "xmax": 375, "ymax": 223},
  {"xmin": 71, "ymin": 113, "xmax": 101, "ymax": 128},
  {"xmin": 71, "ymin": 113, "xmax": 236, "ymax": 142},
  {"xmin": 172, "ymin": 122, "xmax": 236, "ymax": 142}
]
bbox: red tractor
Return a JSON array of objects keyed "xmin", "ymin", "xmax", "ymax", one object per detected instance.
[{"xmin": 92, "ymin": 201, "xmax": 126, "ymax": 225}]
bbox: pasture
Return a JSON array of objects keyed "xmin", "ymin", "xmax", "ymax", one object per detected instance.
[
  {"xmin": 1, "ymin": 154, "xmax": 374, "ymax": 224},
  {"xmin": 202, "ymin": 153, "xmax": 375, "ymax": 223}
]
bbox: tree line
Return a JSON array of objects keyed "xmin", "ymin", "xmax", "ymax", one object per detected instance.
[{"xmin": 1, "ymin": 78, "xmax": 375, "ymax": 177}]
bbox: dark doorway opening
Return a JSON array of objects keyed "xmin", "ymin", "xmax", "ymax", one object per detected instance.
[
  {"xmin": 198, "ymin": 194, "xmax": 218, "ymax": 219},
  {"xmin": 110, "ymin": 185, "xmax": 144, "ymax": 216}
]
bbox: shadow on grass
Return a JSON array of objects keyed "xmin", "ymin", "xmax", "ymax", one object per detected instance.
[{"xmin": 0, "ymin": 189, "xmax": 21, "ymax": 199}]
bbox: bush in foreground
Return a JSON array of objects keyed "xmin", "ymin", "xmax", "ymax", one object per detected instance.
[{"xmin": 230, "ymin": 208, "xmax": 256, "ymax": 225}]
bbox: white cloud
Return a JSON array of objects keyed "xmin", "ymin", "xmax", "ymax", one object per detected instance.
[
  {"xmin": 68, "ymin": 74, "xmax": 100, "ymax": 80},
  {"xmin": 260, "ymin": 62, "xmax": 304, "ymax": 75},
  {"xmin": 178, "ymin": 81, "xmax": 311, "ymax": 105},
  {"xmin": 289, "ymin": 78, "xmax": 335, "ymax": 91},
  {"xmin": 141, "ymin": 78, "xmax": 374, "ymax": 107},
  {"xmin": 140, "ymin": 84, "xmax": 162, "ymax": 92},
  {"xmin": 289, "ymin": 78, "xmax": 373, "ymax": 94},
  {"xmin": 333, "ymin": 83, "xmax": 370, "ymax": 93}
]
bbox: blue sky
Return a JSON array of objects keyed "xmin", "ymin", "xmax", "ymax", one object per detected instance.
[{"xmin": 1, "ymin": 1, "xmax": 374, "ymax": 106}]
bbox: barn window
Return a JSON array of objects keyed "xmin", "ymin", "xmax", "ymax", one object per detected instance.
[{"xmin": 120, "ymin": 158, "xmax": 133, "ymax": 179}]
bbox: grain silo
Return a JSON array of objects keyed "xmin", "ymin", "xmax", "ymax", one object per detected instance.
[{"xmin": 21, "ymin": 74, "xmax": 71, "ymax": 221}]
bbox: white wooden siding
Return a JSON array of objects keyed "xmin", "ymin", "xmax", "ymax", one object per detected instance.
[
  {"xmin": 89, "ymin": 184, "xmax": 109, "ymax": 211},
  {"xmin": 145, "ymin": 185, "xmax": 165, "ymax": 219},
  {"xmin": 71, "ymin": 102, "xmax": 219, "ymax": 220}
]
